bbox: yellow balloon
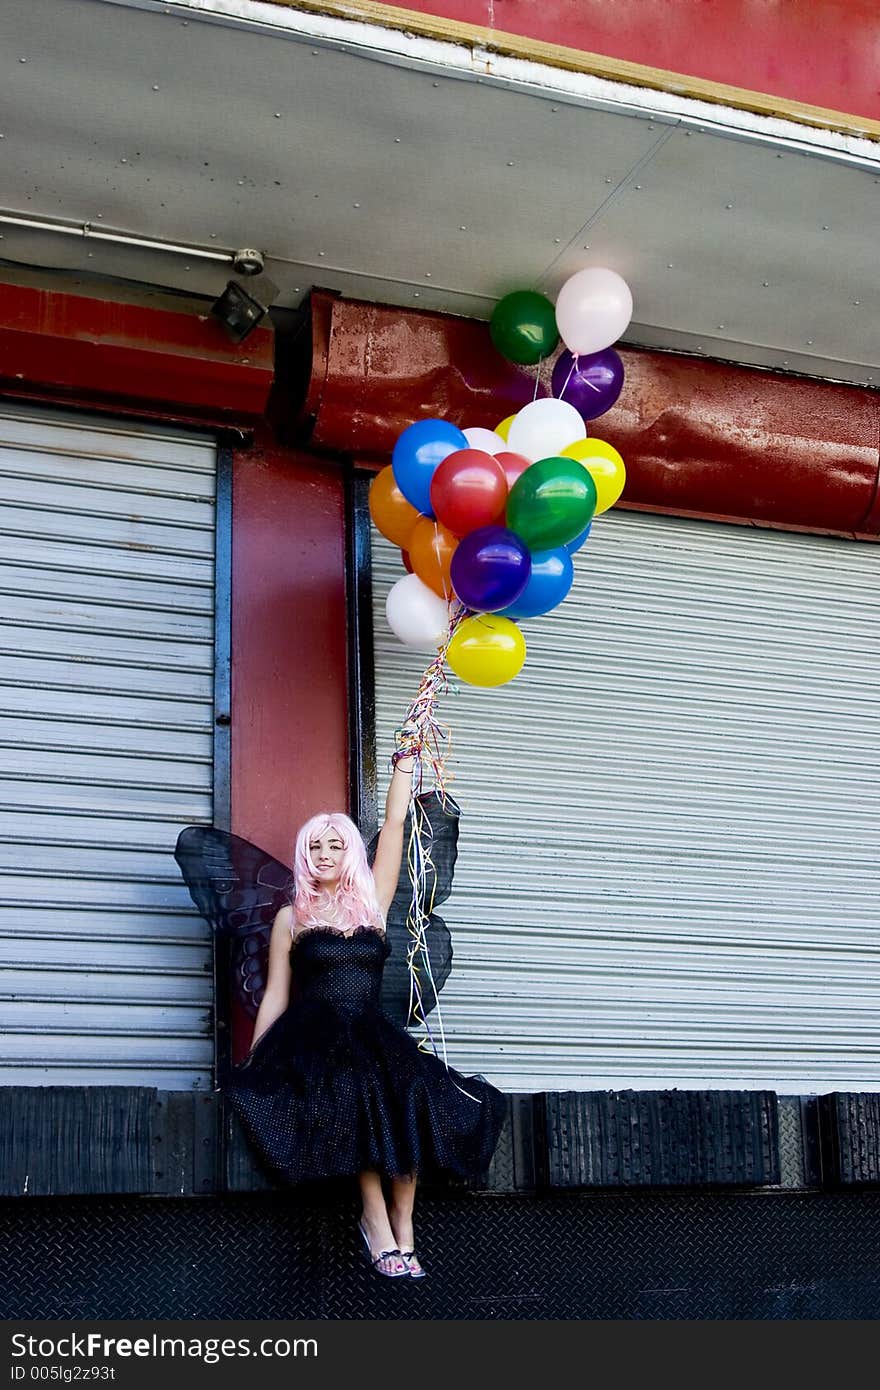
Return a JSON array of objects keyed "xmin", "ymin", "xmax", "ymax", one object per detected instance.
[
  {"xmin": 495, "ymin": 414, "xmax": 517, "ymax": 443},
  {"xmin": 560, "ymin": 438, "xmax": 626, "ymax": 515},
  {"xmin": 446, "ymin": 613, "xmax": 526, "ymax": 688}
]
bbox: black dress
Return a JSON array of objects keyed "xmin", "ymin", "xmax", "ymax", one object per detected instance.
[
  {"xmin": 226, "ymin": 924, "xmax": 506, "ymax": 1185},
  {"xmin": 174, "ymin": 793, "xmax": 506, "ymax": 1187}
]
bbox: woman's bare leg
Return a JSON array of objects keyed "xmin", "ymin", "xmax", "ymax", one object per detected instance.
[
  {"xmin": 389, "ymin": 1172, "xmax": 423, "ymax": 1275},
  {"xmin": 357, "ymin": 1171, "xmax": 406, "ymax": 1275}
]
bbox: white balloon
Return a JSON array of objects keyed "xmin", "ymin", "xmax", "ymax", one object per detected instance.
[
  {"xmin": 506, "ymin": 397, "xmax": 586, "ymax": 463},
  {"xmin": 555, "ymin": 267, "xmax": 633, "ymax": 356},
  {"xmin": 385, "ymin": 573, "xmax": 450, "ymax": 650},
  {"xmin": 463, "ymin": 426, "xmax": 507, "ymax": 456}
]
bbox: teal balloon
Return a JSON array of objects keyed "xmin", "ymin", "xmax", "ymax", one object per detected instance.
[
  {"xmin": 490, "ymin": 291, "xmax": 559, "ymax": 366},
  {"xmin": 507, "ymin": 457, "xmax": 597, "ymax": 550}
]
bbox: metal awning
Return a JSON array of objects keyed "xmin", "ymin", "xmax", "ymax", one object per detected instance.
[{"xmin": 2, "ymin": 0, "xmax": 879, "ymax": 387}]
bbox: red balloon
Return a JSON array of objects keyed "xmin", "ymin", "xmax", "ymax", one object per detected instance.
[
  {"xmin": 428, "ymin": 449, "xmax": 508, "ymax": 537},
  {"xmin": 401, "ymin": 549, "xmax": 413, "ymax": 574},
  {"xmin": 495, "ymin": 451, "xmax": 533, "ymax": 493}
]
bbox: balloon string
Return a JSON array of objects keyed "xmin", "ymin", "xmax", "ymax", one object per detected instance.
[
  {"xmin": 559, "ymin": 353, "xmax": 578, "ymax": 399},
  {"xmin": 532, "ymin": 357, "xmax": 542, "ymax": 401},
  {"xmin": 390, "ymin": 602, "xmax": 482, "ymax": 1104}
]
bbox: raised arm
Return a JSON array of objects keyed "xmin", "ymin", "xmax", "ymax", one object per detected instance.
[
  {"xmin": 371, "ymin": 754, "xmax": 415, "ymax": 916},
  {"xmin": 248, "ymin": 904, "xmax": 294, "ymax": 1051}
]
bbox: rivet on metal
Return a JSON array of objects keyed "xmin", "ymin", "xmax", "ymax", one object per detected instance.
[
  {"xmin": 19, "ymin": 57, "xmax": 27, "ymax": 63},
  {"xmin": 432, "ymin": 81, "xmax": 439, "ymax": 87},
  {"xmin": 717, "ymin": 323, "xmax": 725, "ymax": 329},
  {"xmin": 413, "ymin": 291, "xmax": 421, "ymax": 297},
  {"xmin": 319, "ymin": 251, "xmax": 326, "ymax": 257},
  {"xmin": 274, "ymin": 112, "xmax": 281, "ymax": 118},
  {"xmin": 725, "ymin": 203, "xmax": 733, "ymax": 209},
  {"xmin": 853, "ymin": 299, "xmax": 860, "ymax": 306},
  {"xmin": 634, "ymin": 184, "xmax": 642, "ymax": 190},
  {"xmin": 507, "ymin": 161, "xmax": 515, "ymax": 167},
  {"xmin": 394, "ymin": 138, "xmax": 401, "ymax": 143},
  {"xmin": 152, "ymin": 85, "xmax": 160, "ymax": 92},
  {"xmin": 762, "ymin": 280, "xmax": 769, "ymax": 286},
  {"xmin": 353, "ymin": 202, "xmax": 360, "ymax": 208},
  {"xmin": 605, "ymin": 177, "xmax": 613, "ymax": 183},
  {"xmin": 667, "ymin": 263, "xmax": 673, "ymax": 269},
  {"xmin": 459, "ymin": 225, "xmax": 467, "ymax": 231},
  {"xmin": 425, "ymin": 271, "xmax": 432, "ymax": 277},
  {"xmin": 806, "ymin": 339, "xmax": 813, "ymax": 345},
  {"xmin": 822, "ymin": 224, "xmax": 829, "ymax": 230}
]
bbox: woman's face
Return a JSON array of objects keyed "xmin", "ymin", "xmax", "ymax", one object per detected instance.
[{"xmin": 309, "ymin": 827, "xmax": 346, "ymax": 886}]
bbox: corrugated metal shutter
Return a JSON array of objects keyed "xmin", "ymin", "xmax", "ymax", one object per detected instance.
[
  {"xmin": 372, "ymin": 511, "xmax": 880, "ymax": 1094},
  {"xmin": 0, "ymin": 404, "xmax": 216, "ymax": 1087}
]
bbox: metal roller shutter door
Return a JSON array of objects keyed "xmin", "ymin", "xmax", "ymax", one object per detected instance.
[
  {"xmin": 0, "ymin": 404, "xmax": 216, "ymax": 1088},
  {"xmin": 372, "ymin": 511, "xmax": 880, "ymax": 1094}
]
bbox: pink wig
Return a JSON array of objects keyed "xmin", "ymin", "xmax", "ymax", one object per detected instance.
[{"xmin": 292, "ymin": 811, "xmax": 385, "ymax": 932}]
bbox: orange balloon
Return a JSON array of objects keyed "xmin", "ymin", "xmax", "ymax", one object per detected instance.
[
  {"xmin": 408, "ymin": 517, "xmax": 458, "ymax": 599},
  {"xmin": 369, "ymin": 466, "xmax": 421, "ymax": 547}
]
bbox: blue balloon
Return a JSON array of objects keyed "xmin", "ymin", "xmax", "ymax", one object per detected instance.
[
  {"xmin": 565, "ymin": 521, "xmax": 592, "ymax": 555},
  {"xmin": 499, "ymin": 546, "xmax": 574, "ymax": 618},
  {"xmin": 391, "ymin": 419, "xmax": 468, "ymax": 517},
  {"xmin": 450, "ymin": 526, "xmax": 531, "ymax": 612}
]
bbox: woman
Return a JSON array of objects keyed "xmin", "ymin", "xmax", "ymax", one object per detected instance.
[{"xmin": 221, "ymin": 753, "xmax": 506, "ymax": 1280}]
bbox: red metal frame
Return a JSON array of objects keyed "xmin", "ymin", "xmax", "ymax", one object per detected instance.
[
  {"xmin": 0, "ymin": 282, "xmax": 274, "ymax": 425},
  {"xmin": 299, "ymin": 290, "xmax": 880, "ymax": 540}
]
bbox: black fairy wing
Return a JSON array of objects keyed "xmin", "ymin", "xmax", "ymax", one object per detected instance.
[
  {"xmin": 174, "ymin": 825, "xmax": 293, "ymax": 1017},
  {"xmin": 369, "ymin": 790, "xmax": 460, "ymax": 1027}
]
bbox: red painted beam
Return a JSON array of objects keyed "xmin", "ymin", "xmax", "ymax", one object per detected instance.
[
  {"xmin": 231, "ymin": 427, "xmax": 349, "ymax": 857},
  {"xmin": 297, "ymin": 291, "xmax": 880, "ymax": 541},
  {"xmin": 0, "ymin": 282, "xmax": 274, "ymax": 425},
  {"xmin": 230, "ymin": 426, "xmax": 349, "ymax": 1061}
]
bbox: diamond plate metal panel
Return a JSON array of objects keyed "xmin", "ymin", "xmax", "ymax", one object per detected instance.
[{"xmin": 3, "ymin": 1191, "xmax": 880, "ymax": 1319}]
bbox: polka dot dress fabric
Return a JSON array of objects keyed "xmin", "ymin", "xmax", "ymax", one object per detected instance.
[{"xmin": 225, "ymin": 926, "xmax": 506, "ymax": 1185}]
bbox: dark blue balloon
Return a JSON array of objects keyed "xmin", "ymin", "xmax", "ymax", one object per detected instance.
[
  {"xmin": 565, "ymin": 521, "xmax": 592, "ymax": 555},
  {"xmin": 391, "ymin": 419, "xmax": 468, "ymax": 517},
  {"xmin": 499, "ymin": 547, "xmax": 574, "ymax": 618},
  {"xmin": 450, "ymin": 526, "xmax": 531, "ymax": 613}
]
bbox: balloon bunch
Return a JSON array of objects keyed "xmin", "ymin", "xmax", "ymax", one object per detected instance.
[{"xmin": 370, "ymin": 265, "xmax": 632, "ymax": 690}]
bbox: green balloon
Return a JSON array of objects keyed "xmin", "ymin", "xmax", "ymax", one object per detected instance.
[
  {"xmin": 507, "ymin": 457, "xmax": 597, "ymax": 550},
  {"xmin": 490, "ymin": 291, "xmax": 559, "ymax": 366}
]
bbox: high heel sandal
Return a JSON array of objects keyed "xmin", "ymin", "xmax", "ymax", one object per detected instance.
[
  {"xmin": 357, "ymin": 1222, "xmax": 408, "ymax": 1279},
  {"xmin": 398, "ymin": 1248, "xmax": 427, "ymax": 1279}
]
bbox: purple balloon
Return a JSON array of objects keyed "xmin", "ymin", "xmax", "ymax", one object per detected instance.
[
  {"xmin": 551, "ymin": 348, "xmax": 624, "ymax": 421},
  {"xmin": 450, "ymin": 526, "xmax": 531, "ymax": 613}
]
